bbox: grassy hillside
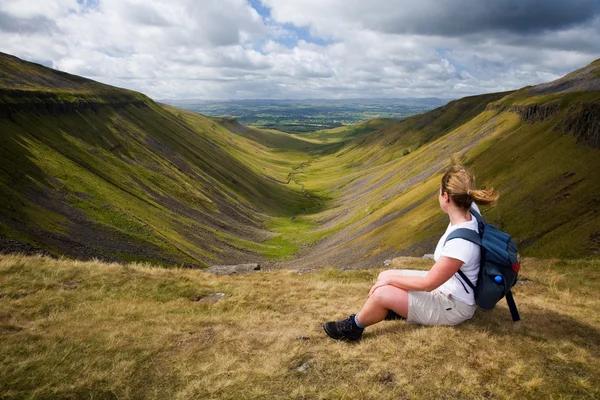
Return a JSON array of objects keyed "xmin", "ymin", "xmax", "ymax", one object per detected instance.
[
  {"xmin": 0, "ymin": 52, "xmax": 337, "ymax": 266},
  {"xmin": 0, "ymin": 51, "xmax": 148, "ymax": 113},
  {"xmin": 1, "ymin": 254, "xmax": 599, "ymax": 399},
  {"xmin": 1, "ymin": 52, "xmax": 599, "ymax": 269},
  {"xmin": 275, "ymin": 71, "xmax": 600, "ymax": 269},
  {"xmin": 0, "ymin": 100, "xmax": 336, "ymax": 265}
]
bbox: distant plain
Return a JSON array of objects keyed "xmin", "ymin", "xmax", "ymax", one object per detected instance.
[{"xmin": 161, "ymin": 98, "xmax": 447, "ymax": 133}]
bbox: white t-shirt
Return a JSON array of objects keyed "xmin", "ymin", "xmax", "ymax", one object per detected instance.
[{"xmin": 432, "ymin": 204, "xmax": 481, "ymax": 305}]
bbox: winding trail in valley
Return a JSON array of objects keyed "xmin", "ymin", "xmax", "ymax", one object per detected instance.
[
  {"xmin": 284, "ymin": 158, "xmax": 326, "ymax": 215},
  {"xmin": 286, "ymin": 160, "xmax": 311, "ymax": 198}
]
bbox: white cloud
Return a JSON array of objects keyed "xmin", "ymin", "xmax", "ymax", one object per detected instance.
[
  {"xmin": 0, "ymin": 0, "xmax": 599, "ymax": 99},
  {"xmin": 0, "ymin": 0, "xmax": 80, "ymax": 19}
]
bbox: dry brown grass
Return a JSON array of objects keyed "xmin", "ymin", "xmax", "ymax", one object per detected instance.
[{"xmin": 1, "ymin": 254, "xmax": 599, "ymax": 399}]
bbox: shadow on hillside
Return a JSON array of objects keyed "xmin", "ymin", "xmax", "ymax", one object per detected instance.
[
  {"xmin": 368, "ymin": 308, "xmax": 600, "ymax": 350},
  {"xmin": 1, "ymin": 105, "xmax": 332, "ymax": 264},
  {"xmin": 0, "ymin": 121, "xmax": 56, "ymax": 242}
]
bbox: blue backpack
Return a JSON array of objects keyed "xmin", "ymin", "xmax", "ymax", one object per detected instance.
[{"xmin": 445, "ymin": 207, "xmax": 521, "ymax": 321}]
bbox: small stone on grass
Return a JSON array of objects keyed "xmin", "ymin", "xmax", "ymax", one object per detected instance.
[
  {"xmin": 191, "ymin": 293, "xmax": 227, "ymax": 304},
  {"xmin": 296, "ymin": 363, "xmax": 310, "ymax": 373}
]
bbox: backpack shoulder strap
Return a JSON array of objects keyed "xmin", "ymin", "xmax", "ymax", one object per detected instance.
[
  {"xmin": 506, "ymin": 291, "xmax": 521, "ymax": 322},
  {"xmin": 469, "ymin": 206, "xmax": 487, "ymax": 233},
  {"xmin": 444, "ymin": 228, "xmax": 481, "ymax": 291},
  {"xmin": 445, "ymin": 228, "xmax": 481, "ymax": 246},
  {"xmin": 457, "ymin": 269, "xmax": 476, "ymax": 291}
]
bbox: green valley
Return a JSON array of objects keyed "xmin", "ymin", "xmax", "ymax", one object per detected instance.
[{"xmin": 1, "ymin": 52, "xmax": 599, "ymax": 270}]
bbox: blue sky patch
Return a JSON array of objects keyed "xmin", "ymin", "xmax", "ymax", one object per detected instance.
[
  {"xmin": 248, "ymin": 0, "xmax": 270, "ymax": 19},
  {"xmin": 248, "ymin": 0, "xmax": 331, "ymax": 48}
]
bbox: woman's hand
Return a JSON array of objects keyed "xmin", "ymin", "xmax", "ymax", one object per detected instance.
[{"xmin": 368, "ymin": 279, "xmax": 389, "ymax": 297}]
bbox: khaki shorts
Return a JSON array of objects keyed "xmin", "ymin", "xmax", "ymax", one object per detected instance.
[{"xmin": 401, "ymin": 270, "xmax": 477, "ymax": 326}]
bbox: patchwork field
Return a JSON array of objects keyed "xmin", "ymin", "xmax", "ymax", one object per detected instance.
[{"xmin": 161, "ymin": 98, "xmax": 445, "ymax": 133}]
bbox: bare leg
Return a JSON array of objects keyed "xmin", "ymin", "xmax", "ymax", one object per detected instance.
[
  {"xmin": 323, "ymin": 277, "xmax": 410, "ymax": 341},
  {"xmin": 377, "ymin": 269, "xmax": 406, "ymax": 281},
  {"xmin": 356, "ymin": 285, "xmax": 409, "ymax": 326}
]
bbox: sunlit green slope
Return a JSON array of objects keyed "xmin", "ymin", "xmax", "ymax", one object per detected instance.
[{"xmin": 283, "ymin": 63, "xmax": 600, "ymax": 268}]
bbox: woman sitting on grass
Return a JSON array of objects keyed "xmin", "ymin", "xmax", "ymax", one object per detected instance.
[{"xmin": 324, "ymin": 163, "xmax": 499, "ymax": 341}]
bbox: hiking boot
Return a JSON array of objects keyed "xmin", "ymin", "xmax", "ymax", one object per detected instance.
[{"xmin": 323, "ymin": 314, "xmax": 364, "ymax": 341}]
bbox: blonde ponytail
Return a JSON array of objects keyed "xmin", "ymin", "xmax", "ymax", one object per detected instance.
[
  {"xmin": 441, "ymin": 164, "xmax": 499, "ymax": 210},
  {"xmin": 468, "ymin": 188, "xmax": 499, "ymax": 206}
]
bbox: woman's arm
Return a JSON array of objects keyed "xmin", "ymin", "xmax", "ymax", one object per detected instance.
[{"xmin": 368, "ymin": 256, "xmax": 464, "ymax": 296}]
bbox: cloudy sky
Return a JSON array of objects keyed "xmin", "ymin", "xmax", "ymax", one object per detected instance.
[{"xmin": 1, "ymin": 0, "xmax": 599, "ymax": 100}]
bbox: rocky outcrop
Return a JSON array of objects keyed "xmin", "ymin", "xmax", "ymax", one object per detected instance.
[
  {"xmin": 507, "ymin": 104, "xmax": 560, "ymax": 123},
  {"xmin": 487, "ymin": 102, "xmax": 560, "ymax": 123},
  {"xmin": 488, "ymin": 101, "xmax": 600, "ymax": 149},
  {"xmin": 561, "ymin": 103, "xmax": 600, "ymax": 149},
  {"xmin": 0, "ymin": 89, "xmax": 148, "ymax": 118},
  {"xmin": 205, "ymin": 263, "xmax": 261, "ymax": 275}
]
